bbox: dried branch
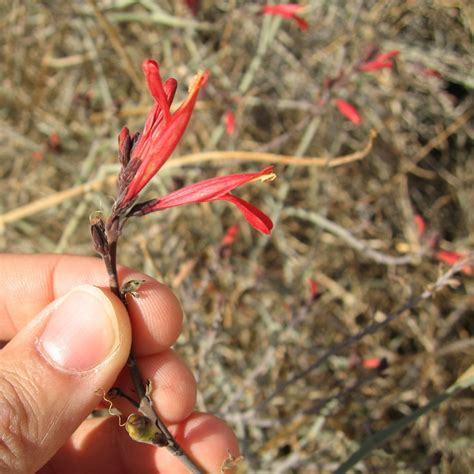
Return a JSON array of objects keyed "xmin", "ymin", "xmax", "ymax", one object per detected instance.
[
  {"xmin": 283, "ymin": 207, "xmax": 417, "ymax": 266},
  {"xmin": 257, "ymin": 258, "xmax": 471, "ymax": 409}
]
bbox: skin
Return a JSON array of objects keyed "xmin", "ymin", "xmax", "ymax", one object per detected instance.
[{"xmin": 0, "ymin": 254, "xmax": 239, "ymax": 474}]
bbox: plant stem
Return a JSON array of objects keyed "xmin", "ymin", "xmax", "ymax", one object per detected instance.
[{"xmin": 101, "ymin": 233, "xmax": 204, "ymax": 474}]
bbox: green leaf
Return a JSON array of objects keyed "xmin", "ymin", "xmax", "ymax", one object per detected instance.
[{"xmin": 335, "ymin": 365, "xmax": 474, "ymax": 474}]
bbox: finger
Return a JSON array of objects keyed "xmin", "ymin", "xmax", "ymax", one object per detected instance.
[
  {"xmin": 113, "ymin": 349, "xmax": 197, "ymax": 424},
  {"xmin": 0, "ymin": 285, "xmax": 131, "ymax": 473},
  {"xmin": 47, "ymin": 412, "xmax": 240, "ymax": 474},
  {"xmin": 0, "ymin": 254, "xmax": 182, "ymax": 354}
]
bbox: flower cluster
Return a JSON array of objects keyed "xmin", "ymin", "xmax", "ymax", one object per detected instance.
[{"xmin": 113, "ymin": 59, "xmax": 275, "ymax": 234}]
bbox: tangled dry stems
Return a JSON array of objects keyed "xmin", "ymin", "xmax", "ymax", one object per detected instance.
[{"xmin": 1, "ymin": 1, "xmax": 473, "ymax": 472}]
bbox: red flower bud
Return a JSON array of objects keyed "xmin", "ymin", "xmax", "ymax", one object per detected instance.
[
  {"xmin": 335, "ymin": 99, "xmax": 362, "ymax": 125},
  {"xmin": 221, "ymin": 224, "xmax": 239, "ymax": 247},
  {"xmin": 414, "ymin": 214, "xmax": 426, "ymax": 238},
  {"xmin": 225, "ymin": 110, "xmax": 236, "ymax": 135},
  {"xmin": 308, "ymin": 278, "xmax": 319, "ymax": 299}
]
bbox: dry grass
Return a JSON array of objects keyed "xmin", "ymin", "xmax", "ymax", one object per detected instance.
[{"xmin": 1, "ymin": 1, "xmax": 473, "ymax": 472}]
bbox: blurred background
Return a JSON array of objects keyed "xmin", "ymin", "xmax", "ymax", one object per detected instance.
[{"xmin": 1, "ymin": 1, "xmax": 473, "ymax": 472}]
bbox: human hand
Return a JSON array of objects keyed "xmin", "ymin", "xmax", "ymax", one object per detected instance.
[{"xmin": 0, "ymin": 254, "xmax": 238, "ymax": 473}]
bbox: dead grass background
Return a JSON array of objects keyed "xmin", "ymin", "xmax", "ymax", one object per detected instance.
[{"xmin": 1, "ymin": 1, "xmax": 473, "ymax": 473}]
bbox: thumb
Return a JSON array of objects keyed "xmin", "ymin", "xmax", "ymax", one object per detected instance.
[{"xmin": 0, "ymin": 285, "xmax": 131, "ymax": 473}]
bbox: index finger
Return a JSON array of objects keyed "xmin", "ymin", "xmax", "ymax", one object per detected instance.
[{"xmin": 0, "ymin": 254, "xmax": 183, "ymax": 355}]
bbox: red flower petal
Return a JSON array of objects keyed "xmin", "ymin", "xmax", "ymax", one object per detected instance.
[
  {"xmin": 414, "ymin": 214, "xmax": 426, "ymax": 238},
  {"xmin": 359, "ymin": 50, "xmax": 399, "ymax": 72},
  {"xmin": 263, "ymin": 4, "xmax": 302, "ymax": 15},
  {"xmin": 143, "ymin": 166, "xmax": 275, "ymax": 210},
  {"xmin": 358, "ymin": 60, "xmax": 394, "ymax": 72},
  {"xmin": 362, "ymin": 358, "xmax": 382, "ymax": 369},
  {"xmin": 435, "ymin": 249, "xmax": 464, "ymax": 266},
  {"xmin": 140, "ymin": 77, "xmax": 178, "ymax": 141},
  {"xmin": 434, "ymin": 250, "xmax": 472, "ymax": 275},
  {"xmin": 221, "ymin": 224, "xmax": 239, "ymax": 246},
  {"xmin": 225, "ymin": 109, "xmax": 236, "ymax": 135},
  {"xmin": 220, "ymin": 194, "xmax": 273, "ymax": 234},
  {"xmin": 376, "ymin": 50, "xmax": 400, "ymax": 61},
  {"xmin": 308, "ymin": 278, "xmax": 319, "ymax": 299},
  {"xmin": 142, "ymin": 60, "xmax": 172, "ymax": 123},
  {"xmin": 292, "ymin": 15, "xmax": 309, "ymax": 31},
  {"xmin": 262, "ymin": 4, "xmax": 308, "ymax": 31},
  {"xmin": 335, "ymin": 98, "xmax": 362, "ymax": 125}
]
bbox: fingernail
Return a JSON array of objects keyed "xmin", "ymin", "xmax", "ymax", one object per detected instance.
[{"xmin": 38, "ymin": 285, "xmax": 120, "ymax": 372}]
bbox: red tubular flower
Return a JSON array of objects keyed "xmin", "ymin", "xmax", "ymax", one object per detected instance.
[
  {"xmin": 307, "ymin": 278, "xmax": 319, "ymax": 299},
  {"xmin": 434, "ymin": 250, "xmax": 473, "ymax": 275},
  {"xmin": 120, "ymin": 60, "xmax": 208, "ymax": 207},
  {"xmin": 359, "ymin": 50, "xmax": 400, "ymax": 72},
  {"xmin": 225, "ymin": 109, "xmax": 236, "ymax": 135},
  {"xmin": 358, "ymin": 60, "xmax": 394, "ymax": 72},
  {"xmin": 221, "ymin": 224, "xmax": 240, "ymax": 247},
  {"xmin": 262, "ymin": 4, "xmax": 308, "ymax": 31},
  {"xmin": 376, "ymin": 50, "xmax": 400, "ymax": 61},
  {"xmin": 414, "ymin": 214, "xmax": 426, "ymax": 238},
  {"xmin": 362, "ymin": 358, "xmax": 382, "ymax": 370},
  {"xmin": 335, "ymin": 98, "xmax": 362, "ymax": 125},
  {"xmin": 134, "ymin": 166, "xmax": 276, "ymax": 234},
  {"xmin": 115, "ymin": 59, "xmax": 275, "ymax": 235}
]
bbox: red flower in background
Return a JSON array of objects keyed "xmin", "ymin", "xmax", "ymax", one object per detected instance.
[
  {"xmin": 307, "ymin": 278, "xmax": 319, "ymax": 299},
  {"xmin": 422, "ymin": 68, "xmax": 442, "ymax": 78},
  {"xmin": 414, "ymin": 214, "xmax": 426, "ymax": 238},
  {"xmin": 434, "ymin": 250, "xmax": 473, "ymax": 275},
  {"xmin": 335, "ymin": 98, "xmax": 362, "ymax": 125},
  {"xmin": 225, "ymin": 109, "xmax": 236, "ymax": 135},
  {"xmin": 358, "ymin": 50, "xmax": 400, "ymax": 72},
  {"xmin": 262, "ymin": 4, "xmax": 308, "ymax": 31},
  {"xmin": 221, "ymin": 224, "xmax": 240, "ymax": 247},
  {"xmin": 413, "ymin": 215, "xmax": 472, "ymax": 275},
  {"xmin": 362, "ymin": 358, "xmax": 383, "ymax": 370},
  {"xmin": 183, "ymin": 0, "xmax": 200, "ymax": 15}
]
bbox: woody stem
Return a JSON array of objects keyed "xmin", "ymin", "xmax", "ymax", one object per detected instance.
[
  {"xmin": 101, "ymin": 226, "xmax": 204, "ymax": 474},
  {"xmin": 106, "ymin": 240, "xmax": 147, "ymax": 402}
]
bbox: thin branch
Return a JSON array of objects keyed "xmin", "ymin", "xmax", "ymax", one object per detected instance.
[
  {"xmin": 173, "ymin": 129, "xmax": 376, "ymax": 168},
  {"xmin": 256, "ymin": 259, "xmax": 471, "ymax": 409},
  {"xmin": 283, "ymin": 207, "xmax": 417, "ymax": 266},
  {"xmin": 96, "ymin": 214, "xmax": 204, "ymax": 473}
]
